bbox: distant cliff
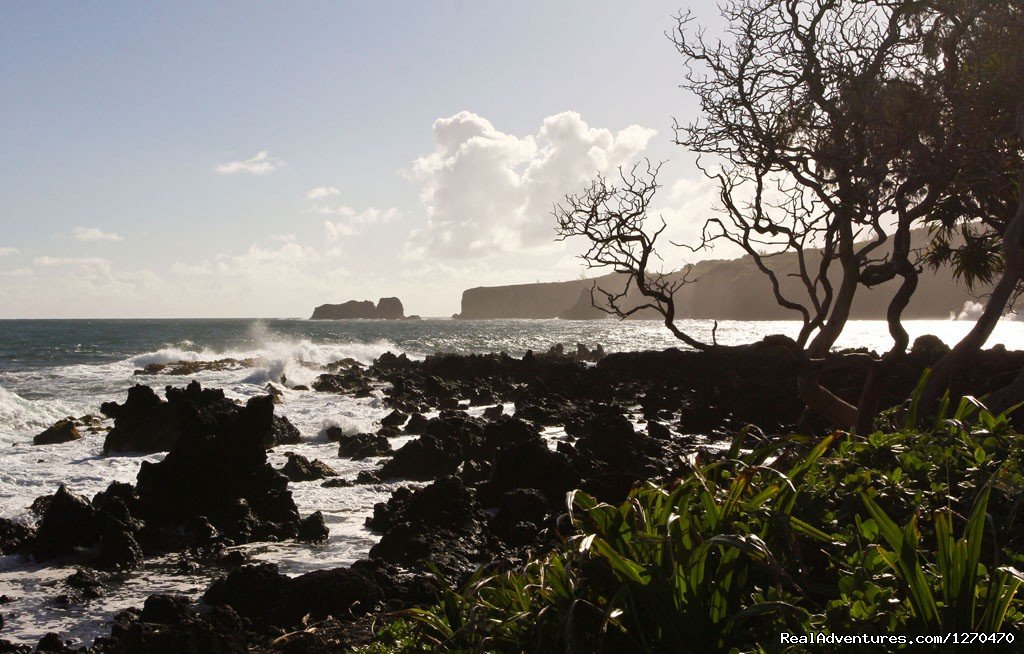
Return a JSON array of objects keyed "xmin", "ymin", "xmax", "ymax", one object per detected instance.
[
  {"xmin": 311, "ymin": 297, "xmax": 405, "ymax": 320},
  {"xmin": 456, "ymin": 232, "xmax": 985, "ymax": 321},
  {"xmin": 457, "ymin": 281, "xmax": 597, "ymax": 319}
]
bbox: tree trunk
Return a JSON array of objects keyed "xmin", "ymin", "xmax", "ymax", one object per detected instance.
[
  {"xmin": 808, "ymin": 220, "xmax": 859, "ymax": 358},
  {"xmin": 798, "ymin": 367, "xmax": 858, "ymax": 430},
  {"xmin": 917, "ymin": 167, "xmax": 1024, "ymax": 416}
]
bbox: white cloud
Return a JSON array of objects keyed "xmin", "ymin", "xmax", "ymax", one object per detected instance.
[
  {"xmin": 33, "ymin": 256, "xmax": 110, "ymax": 267},
  {"xmin": 351, "ymin": 207, "xmax": 397, "ymax": 225},
  {"xmin": 405, "ymin": 110, "xmax": 656, "ymax": 260},
  {"xmin": 0, "ymin": 268, "xmax": 33, "ymax": 277},
  {"xmin": 324, "ymin": 220, "xmax": 358, "ymax": 241},
  {"xmin": 72, "ymin": 226, "xmax": 124, "ymax": 242},
  {"xmin": 314, "ymin": 205, "xmax": 356, "ymax": 216},
  {"xmin": 321, "ymin": 207, "xmax": 398, "ymax": 241},
  {"xmin": 0, "ymin": 247, "xmax": 19, "ymax": 256},
  {"xmin": 216, "ymin": 151, "xmax": 284, "ymax": 176},
  {"xmin": 307, "ymin": 186, "xmax": 340, "ymax": 199},
  {"xmin": 312, "ymin": 205, "xmax": 398, "ymax": 223}
]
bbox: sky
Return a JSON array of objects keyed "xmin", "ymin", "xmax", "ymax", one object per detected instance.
[{"xmin": 0, "ymin": 1, "xmax": 725, "ymax": 318}]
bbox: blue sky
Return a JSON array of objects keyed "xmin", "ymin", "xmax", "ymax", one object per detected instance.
[{"xmin": 0, "ymin": 1, "xmax": 722, "ymax": 317}]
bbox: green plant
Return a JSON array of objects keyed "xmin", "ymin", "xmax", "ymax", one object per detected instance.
[{"xmin": 863, "ymin": 488, "xmax": 1024, "ymax": 639}]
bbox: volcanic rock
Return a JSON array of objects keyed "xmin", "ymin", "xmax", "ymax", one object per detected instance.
[
  {"xmin": 279, "ymin": 453, "xmax": 338, "ymax": 482},
  {"xmin": 101, "ymin": 382, "xmax": 299, "ymax": 454},
  {"xmin": 33, "ymin": 418, "xmax": 81, "ymax": 445},
  {"xmin": 337, "ymin": 433, "xmax": 392, "ymax": 459}
]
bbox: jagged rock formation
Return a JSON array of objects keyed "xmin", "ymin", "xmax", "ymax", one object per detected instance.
[
  {"xmin": 100, "ymin": 382, "xmax": 300, "ymax": 454},
  {"xmin": 310, "ymin": 297, "xmax": 405, "ymax": 320}
]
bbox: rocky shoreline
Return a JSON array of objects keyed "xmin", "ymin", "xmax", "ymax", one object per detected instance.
[{"xmin": 1, "ymin": 336, "xmax": 1021, "ymax": 652}]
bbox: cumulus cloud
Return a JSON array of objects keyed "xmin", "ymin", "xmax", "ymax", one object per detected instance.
[
  {"xmin": 405, "ymin": 111, "xmax": 656, "ymax": 259},
  {"xmin": 0, "ymin": 247, "xmax": 19, "ymax": 256},
  {"xmin": 216, "ymin": 151, "xmax": 284, "ymax": 175},
  {"xmin": 72, "ymin": 227, "xmax": 124, "ymax": 242},
  {"xmin": 33, "ymin": 256, "xmax": 110, "ymax": 267},
  {"xmin": 307, "ymin": 186, "xmax": 340, "ymax": 199},
  {"xmin": 324, "ymin": 220, "xmax": 358, "ymax": 241},
  {"xmin": 321, "ymin": 207, "xmax": 398, "ymax": 240}
]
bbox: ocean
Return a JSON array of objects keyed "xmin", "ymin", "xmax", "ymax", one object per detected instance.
[{"xmin": 1, "ymin": 317, "xmax": 1022, "ymax": 645}]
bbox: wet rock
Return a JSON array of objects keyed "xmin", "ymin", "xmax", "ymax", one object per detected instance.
[
  {"xmin": 321, "ymin": 477, "xmax": 354, "ymax": 488},
  {"xmin": 437, "ymin": 396, "xmax": 461, "ymax": 410},
  {"xmin": 205, "ymin": 562, "xmax": 382, "ymax": 633},
  {"xmin": 647, "ymin": 420, "xmax": 671, "ymax": 440},
  {"xmin": 570, "ymin": 407, "xmax": 671, "ymax": 503},
  {"xmin": 35, "ymin": 633, "xmax": 70, "ymax": 653},
  {"xmin": 479, "ymin": 438, "xmax": 579, "ymax": 506},
  {"xmin": 372, "ymin": 351, "xmax": 414, "ymax": 372},
  {"xmin": 33, "ymin": 486, "xmax": 98, "ymax": 561},
  {"xmin": 337, "ymin": 433, "xmax": 392, "ymax": 460},
  {"xmin": 375, "ymin": 425, "xmax": 401, "ymax": 438},
  {"xmin": 378, "ymin": 414, "xmax": 487, "ymax": 481},
  {"xmin": 29, "ymin": 495, "xmax": 51, "ymax": 516},
  {"xmin": 355, "ymin": 470, "xmax": 380, "ymax": 485},
  {"xmin": 312, "ymin": 370, "xmax": 372, "ymax": 395},
  {"xmin": 134, "ymin": 358, "xmax": 259, "ymax": 376},
  {"xmin": 101, "ymin": 382, "xmax": 299, "ymax": 454},
  {"xmin": 378, "ymin": 433, "xmax": 460, "ymax": 480},
  {"xmin": 489, "ymin": 488, "xmax": 548, "ymax": 546},
  {"xmin": 273, "ymin": 567, "xmax": 383, "ymax": 626},
  {"xmin": 279, "ymin": 453, "xmax": 338, "ymax": 482},
  {"xmin": 380, "ymin": 409, "xmax": 408, "ymax": 427},
  {"xmin": 95, "ymin": 524, "xmax": 144, "ymax": 571},
  {"xmin": 323, "ymin": 426, "xmax": 345, "ymax": 442},
  {"xmin": 63, "ymin": 568, "xmax": 109, "ymax": 601},
  {"xmin": 204, "ymin": 563, "xmax": 289, "ymax": 621},
  {"xmin": 367, "ymin": 476, "xmax": 494, "ymax": 576},
  {"xmin": 403, "ymin": 412, "xmax": 429, "ymax": 434},
  {"xmin": 103, "ymin": 603, "xmax": 250, "ymax": 654},
  {"xmin": 0, "ymin": 519, "xmax": 35, "ymax": 556},
  {"xmin": 297, "ymin": 511, "xmax": 330, "ymax": 544},
  {"xmin": 32, "ymin": 418, "xmax": 81, "ymax": 445},
  {"xmin": 133, "ymin": 400, "xmax": 301, "ymax": 547},
  {"xmin": 92, "ymin": 487, "xmax": 145, "ymax": 570},
  {"xmin": 483, "ymin": 404, "xmax": 505, "ymax": 420},
  {"xmin": 139, "ymin": 594, "xmax": 193, "ymax": 625}
]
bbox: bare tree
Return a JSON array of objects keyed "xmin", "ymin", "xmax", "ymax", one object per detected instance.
[
  {"xmin": 553, "ymin": 161, "xmax": 710, "ymax": 351},
  {"xmin": 556, "ymin": 0, "xmax": 1023, "ymax": 430}
]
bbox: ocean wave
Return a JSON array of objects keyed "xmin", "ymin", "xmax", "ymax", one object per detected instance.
[
  {"xmin": 0, "ymin": 385, "xmax": 81, "ymax": 438},
  {"xmin": 127, "ymin": 337, "xmax": 403, "ymax": 389}
]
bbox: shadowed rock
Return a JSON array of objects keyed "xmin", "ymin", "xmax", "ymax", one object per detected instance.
[
  {"xmin": 101, "ymin": 382, "xmax": 299, "ymax": 454},
  {"xmin": 33, "ymin": 418, "xmax": 81, "ymax": 446},
  {"xmin": 279, "ymin": 453, "xmax": 338, "ymax": 482}
]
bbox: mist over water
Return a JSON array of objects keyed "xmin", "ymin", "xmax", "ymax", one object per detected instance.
[{"xmin": 0, "ymin": 316, "xmax": 1021, "ymax": 644}]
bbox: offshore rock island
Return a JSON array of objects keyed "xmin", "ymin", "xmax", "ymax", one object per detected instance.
[{"xmin": 310, "ymin": 297, "xmax": 407, "ymax": 320}]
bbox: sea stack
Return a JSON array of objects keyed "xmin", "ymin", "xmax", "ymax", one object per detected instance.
[{"xmin": 310, "ymin": 297, "xmax": 405, "ymax": 320}]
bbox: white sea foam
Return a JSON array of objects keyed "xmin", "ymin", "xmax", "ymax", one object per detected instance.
[
  {"xmin": 0, "ymin": 385, "xmax": 84, "ymax": 441},
  {"xmin": 130, "ymin": 337, "xmax": 403, "ymax": 388}
]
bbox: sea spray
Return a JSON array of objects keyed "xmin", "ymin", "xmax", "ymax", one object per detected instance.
[{"xmin": 0, "ymin": 385, "xmax": 83, "ymax": 440}]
